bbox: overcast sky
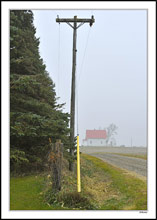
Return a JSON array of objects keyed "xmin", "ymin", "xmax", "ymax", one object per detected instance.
[{"xmin": 33, "ymin": 9, "xmax": 147, "ymax": 147}]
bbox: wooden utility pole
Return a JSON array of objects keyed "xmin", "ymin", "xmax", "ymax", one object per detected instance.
[{"xmin": 56, "ymin": 15, "xmax": 95, "ymax": 171}]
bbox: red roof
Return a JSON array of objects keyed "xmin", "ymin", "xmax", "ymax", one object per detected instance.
[{"xmin": 85, "ymin": 130, "xmax": 107, "ymax": 140}]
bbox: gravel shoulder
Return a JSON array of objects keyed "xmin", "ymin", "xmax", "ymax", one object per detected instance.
[{"xmin": 80, "ymin": 146, "xmax": 147, "ymax": 177}]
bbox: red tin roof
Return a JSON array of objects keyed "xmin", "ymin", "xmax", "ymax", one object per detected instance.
[{"xmin": 85, "ymin": 130, "xmax": 107, "ymax": 140}]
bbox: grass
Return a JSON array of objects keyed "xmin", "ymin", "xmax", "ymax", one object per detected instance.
[
  {"xmin": 109, "ymin": 153, "xmax": 147, "ymax": 160},
  {"xmin": 10, "ymin": 154, "xmax": 147, "ymax": 210},
  {"xmin": 10, "ymin": 175, "xmax": 47, "ymax": 210},
  {"xmin": 82, "ymin": 154, "xmax": 147, "ymax": 210},
  {"xmin": 93, "ymin": 152, "xmax": 147, "ymax": 160},
  {"xmin": 10, "ymin": 175, "xmax": 69, "ymax": 210}
]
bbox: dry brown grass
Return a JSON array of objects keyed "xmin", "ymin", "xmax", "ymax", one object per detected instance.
[{"xmin": 81, "ymin": 154, "xmax": 147, "ymax": 210}]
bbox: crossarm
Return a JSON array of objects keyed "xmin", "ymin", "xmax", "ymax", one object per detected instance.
[{"xmin": 56, "ymin": 16, "xmax": 95, "ymax": 26}]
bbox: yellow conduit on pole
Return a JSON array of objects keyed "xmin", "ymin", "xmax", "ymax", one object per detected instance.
[{"xmin": 77, "ymin": 135, "xmax": 81, "ymax": 192}]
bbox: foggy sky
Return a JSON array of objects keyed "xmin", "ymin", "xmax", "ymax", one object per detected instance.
[{"xmin": 33, "ymin": 9, "xmax": 147, "ymax": 147}]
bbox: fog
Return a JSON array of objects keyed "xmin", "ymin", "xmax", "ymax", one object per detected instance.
[{"xmin": 33, "ymin": 9, "xmax": 147, "ymax": 147}]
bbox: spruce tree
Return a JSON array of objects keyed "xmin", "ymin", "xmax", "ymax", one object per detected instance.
[{"xmin": 10, "ymin": 10, "xmax": 70, "ymax": 173}]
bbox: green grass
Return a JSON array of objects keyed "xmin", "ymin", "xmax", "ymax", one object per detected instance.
[
  {"xmin": 93, "ymin": 152, "xmax": 147, "ymax": 160},
  {"xmin": 10, "ymin": 154, "xmax": 147, "ymax": 210},
  {"xmin": 10, "ymin": 175, "xmax": 69, "ymax": 210},
  {"xmin": 82, "ymin": 154, "xmax": 147, "ymax": 210},
  {"xmin": 110, "ymin": 153, "xmax": 147, "ymax": 160}
]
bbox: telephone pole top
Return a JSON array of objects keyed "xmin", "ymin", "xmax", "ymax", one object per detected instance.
[{"xmin": 56, "ymin": 15, "xmax": 95, "ymax": 28}]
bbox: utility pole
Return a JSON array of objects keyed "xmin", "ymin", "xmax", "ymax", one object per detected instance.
[{"xmin": 56, "ymin": 15, "xmax": 95, "ymax": 172}]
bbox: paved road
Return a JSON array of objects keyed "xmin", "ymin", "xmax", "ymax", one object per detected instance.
[
  {"xmin": 80, "ymin": 147, "xmax": 147, "ymax": 177},
  {"xmin": 90, "ymin": 153, "xmax": 147, "ymax": 177}
]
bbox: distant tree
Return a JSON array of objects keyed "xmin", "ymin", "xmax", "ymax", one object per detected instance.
[
  {"xmin": 10, "ymin": 10, "xmax": 70, "ymax": 174},
  {"xmin": 106, "ymin": 124, "xmax": 118, "ymax": 146}
]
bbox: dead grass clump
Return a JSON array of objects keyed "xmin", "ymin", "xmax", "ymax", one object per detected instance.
[
  {"xmin": 58, "ymin": 192, "xmax": 95, "ymax": 209},
  {"xmin": 83, "ymin": 175, "xmax": 119, "ymax": 206}
]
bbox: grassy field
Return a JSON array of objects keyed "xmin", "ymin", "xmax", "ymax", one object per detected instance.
[
  {"xmin": 90, "ymin": 152, "xmax": 147, "ymax": 160},
  {"xmin": 82, "ymin": 154, "xmax": 147, "ymax": 210},
  {"xmin": 110, "ymin": 153, "xmax": 147, "ymax": 160},
  {"xmin": 10, "ymin": 175, "xmax": 68, "ymax": 210},
  {"xmin": 10, "ymin": 154, "xmax": 147, "ymax": 210}
]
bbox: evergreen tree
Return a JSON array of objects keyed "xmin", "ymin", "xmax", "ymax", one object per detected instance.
[{"xmin": 10, "ymin": 10, "xmax": 70, "ymax": 173}]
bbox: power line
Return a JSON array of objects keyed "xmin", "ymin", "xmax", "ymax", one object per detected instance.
[
  {"xmin": 78, "ymin": 27, "xmax": 91, "ymax": 86},
  {"xmin": 57, "ymin": 21, "xmax": 61, "ymax": 96},
  {"xmin": 76, "ymin": 67, "xmax": 79, "ymax": 135},
  {"xmin": 76, "ymin": 26, "xmax": 92, "ymax": 135}
]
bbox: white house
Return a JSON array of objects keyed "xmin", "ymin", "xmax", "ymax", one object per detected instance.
[{"xmin": 82, "ymin": 129, "xmax": 107, "ymax": 146}]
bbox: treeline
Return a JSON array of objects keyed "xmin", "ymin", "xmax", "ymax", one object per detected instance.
[{"xmin": 10, "ymin": 10, "xmax": 70, "ymax": 174}]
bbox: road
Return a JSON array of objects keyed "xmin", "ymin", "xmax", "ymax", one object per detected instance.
[{"xmin": 80, "ymin": 146, "xmax": 147, "ymax": 177}]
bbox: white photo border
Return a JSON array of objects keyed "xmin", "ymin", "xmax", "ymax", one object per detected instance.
[{"xmin": 2, "ymin": 1, "xmax": 156, "ymax": 219}]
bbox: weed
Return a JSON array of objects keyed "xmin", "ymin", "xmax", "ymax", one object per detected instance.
[
  {"xmin": 44, "ymin": 189, "xmax": 96, "ymax": 210},
  {"xmin": 58, "ymin": 192, "xmax": 95, "ymax": 209}
]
